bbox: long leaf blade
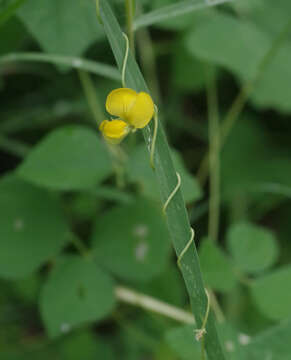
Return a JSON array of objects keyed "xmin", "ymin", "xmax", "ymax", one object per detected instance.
[
  {"xmin": 133, "ymin": 0, "xmax": 235, "ymax": 30},
  {"xmin": 99, "ymin": 1, "xmax": 226, "ymax": 359}
]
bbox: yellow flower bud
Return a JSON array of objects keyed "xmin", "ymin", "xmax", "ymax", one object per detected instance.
[{"xmin": 99, "ymin": 119, "xmax": 129, "ymax": 144}]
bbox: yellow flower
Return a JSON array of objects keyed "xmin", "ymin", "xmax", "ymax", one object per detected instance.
[
  {"xmin": 99, "ymin": 88, "xmax": 154, "ymax": 144},
  {"xmin": 106, "ymin": 88, "xmax": 154, "ymax": 129},
  {"xmin": 99, "ymin": 119, "xmax": 129, "ymax": 144}
]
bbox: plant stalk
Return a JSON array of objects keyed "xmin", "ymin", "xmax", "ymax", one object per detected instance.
[
  {"xmin": 125, "ymin": 0, "xmax": 135, "ymax": 54},
  {"xmin": 115, "ymin": 286, "xmax": 195, "ymax": 324},
  {"xmin": 77, "ymin": 69, "xmax": 104, "ymax": 125},
  {"xmin": 206, "ymin": 65, "xmax": 220, "ymax": 243}
]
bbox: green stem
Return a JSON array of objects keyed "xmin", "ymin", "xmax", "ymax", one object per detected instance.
[
  {"xmin": 115, "ymin": 286, "xmax": 194, "ymax": 324},
  {"xmin": 98, "ymin": 2, "xmax": 226, "ymax": 359},
  {"xmin": 0, "ymin": 52, "xmax": 120, "ymax": 81},
  {"xmin": 89, "ymin": 186, "xmax": 134, "ymax": 204},
  {"xmin": 69, "ymin": 232, "xmax": 91, "ymax": 259},
  {"xmin": 77, "ymin": 69, "xmax": 104, "ymax": 125},
  {"xmin": 136, "ymin": 18, "xmax": 161, "ymax": 102},
  {"xmin": 197, "ymin": 17, "xmax": 291, "ymax": 186},
  {"xmin": 206, "ymin": 65, "xmax": 220, "ymax": 243},
  {"xmin": 208, "ymin": 288, "xmax": 225, "ymax": 324},
  {"xmin": 125, "ymin": 0, "xmax": 135, "ymax": 54}
]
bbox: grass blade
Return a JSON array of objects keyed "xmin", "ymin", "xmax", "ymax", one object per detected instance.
[
  {"xmin": 99, "ymin": 1, "xmax": 226, "ymax": 359},
  {"xmin": 0, "ymin": 52, "xmax": 120, "ymax": 81},
  {"xmin": 133, "ymin": 0, "xmax": 234, "ymax": 30}
]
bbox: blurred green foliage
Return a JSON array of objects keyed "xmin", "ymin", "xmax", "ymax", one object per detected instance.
[{"xmin": 1, "ymin": 0, "xmax": 291, "ymax": 358}]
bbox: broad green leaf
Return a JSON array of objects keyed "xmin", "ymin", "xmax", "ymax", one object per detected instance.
[
  {"xmin": 245, "ymin": 0, "xmax": 291, "ymax": 36},
  {"xmin": 217, "ymin": 323, "xmax": 250, "ymax": 360},
  {"xmin": 250, "ymin": 265, "xmax": 291, "ymax": 320},
  {"xmin": 17, "ymin": 0, "xmax": 104, "ymax": 56},
  {"xmin": 18, "ymin": 125, "xmax": 113, "ymax": 190},
  {"xmin": 228, "ymin": 0, "xmax": 264, "ymax": 16},
  {"xmin": 250, "ymin": 43, "xmax": 291, "ymax": 112},
  {"xmin": 127, "ymin": 144, "xmax": 202, "ymax": 204},
  {"xmin": 245, "ymin": 318, "xmax": 291, "ymax": 360},
  {"xmin": 91, "ymin": 198, "xmax": 171, "ymax": 281},
  {"xmin": 60, "ymin": 330, "xmax": 116, "ymax": 360},
  {"xmin": 185, "ymin": 12, "xmax": 269, "ymax": 82},
  {"xmin": 0, "ymin": 175, "xmax": 69, "ymax": 279},
  {"xmin": 136, "ymin": 265, "xmax": 186, "ymax": 307},
  {"xmin": 165, "ymin": 323, "xmax": 247, "ymax": 360},
  {"xmin": 199, "ymin": 238, "xmax": 237, "ymax": 292},
  {"xmin": 221, "ymin": 116, "xmax": 291, "ymax": 200},
  {"xmin": 173, "ymin": 42, "xmax": 206, "ymax": 92},
  {"xmin": 165, "ymin": 325, "xmax": 201, "ymax": 360},
  {"xmin": 0, "ymin": 18, "xmax": 27, "ymax": 55},
  {"xmin": 227, "ymin": 223, "xmax": 279, "ymax": 273},
  {"xmin": 185, "ymin": 11, "xmax": 291, "ymax": 112},
  {"xmin": 40, "ymin": 255, "xmax": 115, "ymax": 338}
]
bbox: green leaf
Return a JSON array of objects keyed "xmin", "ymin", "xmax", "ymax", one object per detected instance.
[
  {"xmin": 173, "ymin": 42, "xmax": 207, "ymax": 92},
  {"xmin": 250, "ymin": 265, "xmax": 291, "ymax": 320},
  {"xmin": 217, "ymin": 323, "xmax": 250, "ymax": 360},
  {"xmin": 17, "ymin": 0, "xmax": 104, "ymax": 56},
  {"xmin": 91, "ymin": 198, "xmax": 171, "ymax": 281},
  {"xmin": 245, "ymin": 0, "xmax": 291, "ymax": 37},
  {"xmin": 99, "ymin": 1, "xmax": 226, "ymax": 358},
  {"xmin": 227, "ymin": 223, "xmax": 279, "ymax": 273},
  {"xmin": 185, "ymin": 10, "xmax": 291, "ymax": 112},
  {"xmin": 127, "ymin": 144, "xmax": 202, "ymax": 204},
  {"xmin": 245, "ymin": 318, "xmax": 291, "ymax": 360},
  {"xmin": 165, "ymin": 325, "xmax": 201, "ymax": 360},
  {"xmin": 40, "ymin": 255, "xmax": 115, "ymax": 338},
  {"xmin": 221, "ymin": 116, "xmax": 291, "ymax": 200},
  {"xmin": 0, "ymin": 18, "xmax": 27, "ymax": 56},
  {"xmin": 0, "ymin": 175, "xmax": 69, "ymax": 279},
  {"xmin": 228, "ymin": 0, "xmax": 264, "ymax": 15},
  {"xmin": 18, "ymin": 125, "xmax": 113, "ymax": 190},
  {"xmin": 199, "ymin": 238, "xmax": 237, "ymax": 292},
  {"xmin": 185, "ymin": 12, "xmax": 269, "ymax": 82},
  {"xmin": 136, "ymin": 265, "xmax": 186, "ymax": 307},
  {"xmin": 60, "ymin": 330, "xmax": 116, "ymax": 360},
  {"xmin": 134, "ymin": 0, "xmax": 234, "ymax": 30},
  {"xmin": 0, "ymin": 0, "xmax": 27, "ymax": 26},
  {"xmin": 165, "ymin": 323, "xmax": 248, "ymax": 360},
  {"xmin": 250, "ymin": 43, "xmax": 291, "ymax": 112}
]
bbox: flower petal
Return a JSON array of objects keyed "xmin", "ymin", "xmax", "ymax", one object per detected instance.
[
  {"xmin": 106, "ymin": 88, "xmax": 137, "ymax": 120},
  {"xmin": 99, "ymin": 119, "xmax": 129, "ymax": 144},
  {"xmin": 126, "ymin": 92, "xmax": 154, "ymax": 128}
]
